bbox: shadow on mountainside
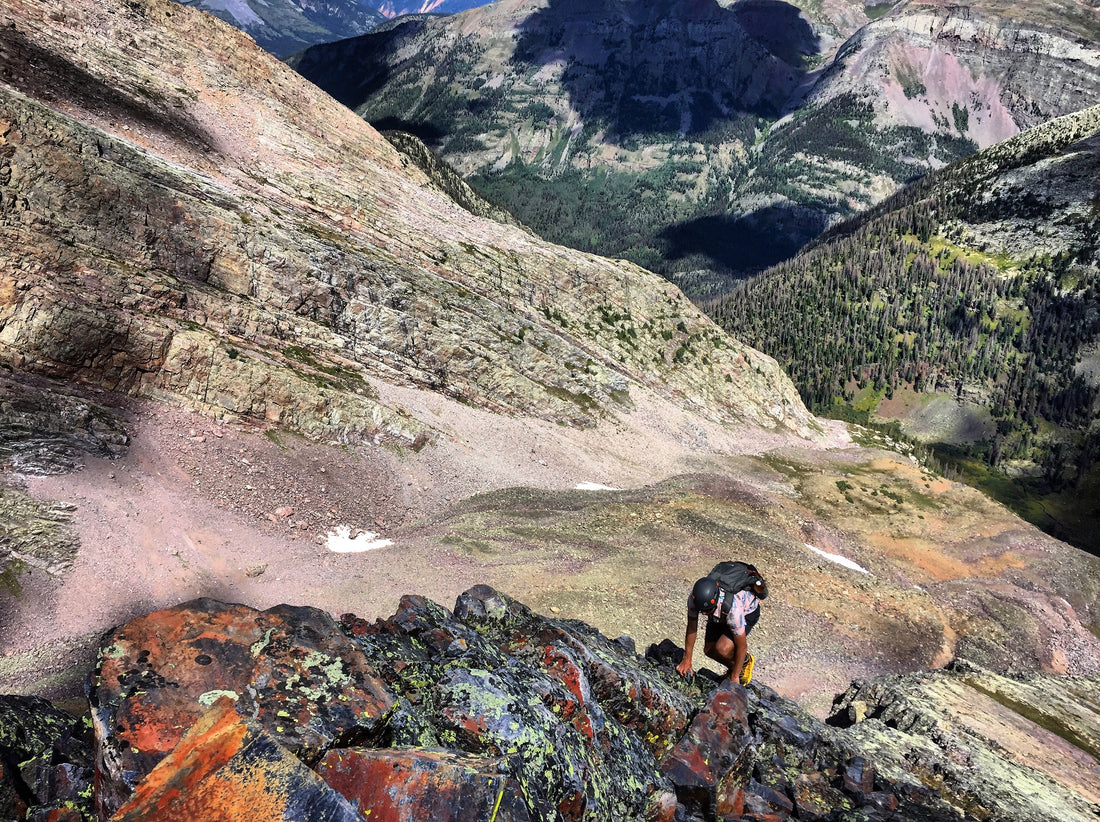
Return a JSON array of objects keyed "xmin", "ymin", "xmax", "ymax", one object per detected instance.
[
  {"xmin": 0, "ymin": 27, "xmax": 215, "ymax": 154},
  {"xmin": 511, "ymin": 0, "xmax": 817, "ymax": 137},
  {"xmin": 658, "ymin": 204, "xmax": 834, "ymax": 276}
]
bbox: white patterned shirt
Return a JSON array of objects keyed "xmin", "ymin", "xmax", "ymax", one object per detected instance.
[{"xmin": 688, "ymin": 588, "xmax": 759, "ymax": 635}]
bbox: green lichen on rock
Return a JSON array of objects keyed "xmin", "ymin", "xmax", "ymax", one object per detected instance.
[
  {"xmin": 341, "ymin": 590, "xmax": 682, "ymax": 821},
  {"xmin": 0, "ymin": 487, "xmax": 79, "ymax": 593}
]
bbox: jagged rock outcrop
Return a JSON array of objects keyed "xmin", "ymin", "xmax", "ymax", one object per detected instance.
[
  {"xmin": 0, "ymin": 374, "xmax": 129, "ymax": 593},
  {"xmin": 829, "ymin": 660, "xmax": 1100, "ymax": 822},
  {"xmin": 381, "ymin": 130, "xmax": 525, "ymax": 229},
  {"xmin": 0, "ymin": 694, "xmax": 93, "ymax": 822},
  {"xmin": 8, "ymin": 589, "xmax": 1097, "ymax": 821},
  {"xmin": 0, "ymin": 0, "xmax": 817, "ymax": 451}
]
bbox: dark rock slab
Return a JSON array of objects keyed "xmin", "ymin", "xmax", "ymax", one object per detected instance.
[
  {"xmin": 0, "ymin": 372, "xmax": 129, "ymax": 476},
  {"xmin": 109, "ymin": 697, "xmax": 366, "ymax": 822},
  {"xmin": 0, "ymin": 695, "xmax": 93, "ymax": 822},
  {"xmin": 659, "ymin": 680, "xmax": 751, "ymax": 819},
  {"xmin": 89, "ymin": 598, "xmax": 393, "ymax": 819},
  {"xmin": 317, "ymin": 747, "xmax": 531, "ymax": 821}
]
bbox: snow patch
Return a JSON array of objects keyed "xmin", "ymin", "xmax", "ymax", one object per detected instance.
[
  {"xmin": 199, "ymin": 0, "xmax": 264, "ymax": 29},
  {"xmin": 805, "ymin": 543, "xmax": 871, "ymax": 575},
  {"xmin": 327, "ymin": 525, "xmax": 394, "ymax": 553},
  {"xmin": 575, "ymin": 482, "xmax": 621, "ymax": 491}
]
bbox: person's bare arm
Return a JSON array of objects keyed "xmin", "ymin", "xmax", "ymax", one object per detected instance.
[{"xmin": 676, "ymin": 614, "xmax": 699, "ymax": 678}]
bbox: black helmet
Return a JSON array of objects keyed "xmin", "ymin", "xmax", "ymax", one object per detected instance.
[{"xmin": 691, "ymin": 577, "xmax": 719, "ymax": 613}]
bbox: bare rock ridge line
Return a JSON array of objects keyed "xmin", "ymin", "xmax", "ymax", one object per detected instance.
[
  {"xmin": 3, "ymin": 591, "xmax": 1098, "ymax": 821},
  {"xmin": 0, "ymin": 0, "xmax": 816, "ymax": 450}
]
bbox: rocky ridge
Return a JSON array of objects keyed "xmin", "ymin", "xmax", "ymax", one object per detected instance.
[{"xmin": 2, "ymin": 591, "xmax": 1098, "ymax": 821}]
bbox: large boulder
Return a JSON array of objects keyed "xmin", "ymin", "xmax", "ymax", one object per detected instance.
[
  {"xmin": 316, "ymin": 747, "xmax": 531, "ymax": 822},
  {"xmin": 659, "ymin": 680, "xmax": 751, "ymax": 818},
  {"xmin": 88, "ymin": 598, "xmax": 394, "ymax": 819},
  {"xmin": 109, "ymin": 697, "xmax": 367, "ymax": 822}
]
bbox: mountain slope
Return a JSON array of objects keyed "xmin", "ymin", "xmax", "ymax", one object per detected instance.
[
  {"xmin": 172, "ymin": 0, "xmax": 384, "ymax": 57},
  {"xmin": 288, "ymin": 0, "xmax": 821, "ymax": 282},
  {"xmin": 0, "ymin": 0, "xmax": 816, "ymax": 447},
  {"xmin": 711, "ymin": 106, "xmax": 1100, "ymax": 551},
  {"xmin": 290, "ymin": 0, "xmax": 1100, "ymax": 289}
]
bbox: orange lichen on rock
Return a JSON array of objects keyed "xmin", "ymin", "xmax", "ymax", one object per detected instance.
[{"xmin": 110, "ymin": 698, "xmax": 364, "ymax": 822}]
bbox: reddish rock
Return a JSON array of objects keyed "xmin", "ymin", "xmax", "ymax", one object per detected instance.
[
  {"xmin": 316, "ymin": 747, "xmax": 531, "ymax": 821},
  {"xmin": 640, "ymin": 790, "xmax": 678, "ymax": 822},
  {"xmin": 738, "ymin": 812, "xmax": 789, "ymax": 822},
  {"xmin": 29, "ymin": 811, "xmax": 83, "ymax": 822},
  {"xmin": 90, "ymin": 598, "xmax": 393, "ymax": 819},
  {"xmin": 842, "ymin": 755, "xmax": 875, "ymax": 798},
  {"xmin": 109, "ymin": 698, "xmax": 365, "ymax": 822},
  {"xmin": 659, "ymin": 681, "xmax": 751, "ymax": 818}
]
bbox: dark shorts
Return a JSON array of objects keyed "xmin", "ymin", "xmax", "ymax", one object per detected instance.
[{"xmin": 704, "ymin": 606, "xmax": 760, "ymax": 646}]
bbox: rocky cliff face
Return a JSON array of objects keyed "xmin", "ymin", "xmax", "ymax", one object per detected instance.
[
  {"xmin": 758, "ymin": 0, "xmax": 1100, "ymax": 210},
  {"xmin": 0, "ymin": 0, "xmax": 816, "ymax": 450},
  {"xmin": 2, "ymin": 592, "xmax": 1097, "ymax": 821}
]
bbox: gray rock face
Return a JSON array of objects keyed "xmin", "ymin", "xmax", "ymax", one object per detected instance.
[{"xmin": 829, "ymin": 660, "xmax": 1100, "ymax": 822}]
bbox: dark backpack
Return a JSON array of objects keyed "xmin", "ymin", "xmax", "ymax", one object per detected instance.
[{"xmin": 707, "ymin": 561, "xmax": 766, "ymax": 615}]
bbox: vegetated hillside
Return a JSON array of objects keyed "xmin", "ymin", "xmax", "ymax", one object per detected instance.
[
  {"xmin": 288, "ymin": 0, "xmax": 1100, "ymax": 294},
  {"xmin": 709, "ymin": 106, "xmax": 1100, "ymax": 553},
  {"xmin": 172, "ymin": 0, "xmax": 383, "ymax": 57},
  {"xmin": 0, "ymin": 0, "xmax": 818, "ymax": 451}
]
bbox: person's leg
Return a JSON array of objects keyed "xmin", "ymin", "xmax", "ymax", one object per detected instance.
[{"xmin": 703, "ymin": 622, "xmax": 738, "ymax": 677}]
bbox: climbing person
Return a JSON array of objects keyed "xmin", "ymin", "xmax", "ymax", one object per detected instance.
[{"xmin": 675, "ymin": 561, "xmax": 768, "ymax": 686}]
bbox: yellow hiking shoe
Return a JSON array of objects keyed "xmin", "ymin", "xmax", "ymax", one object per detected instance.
[{"xmin": 739, "ymin": 653, "xmax": 755, "ymax": 686}]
